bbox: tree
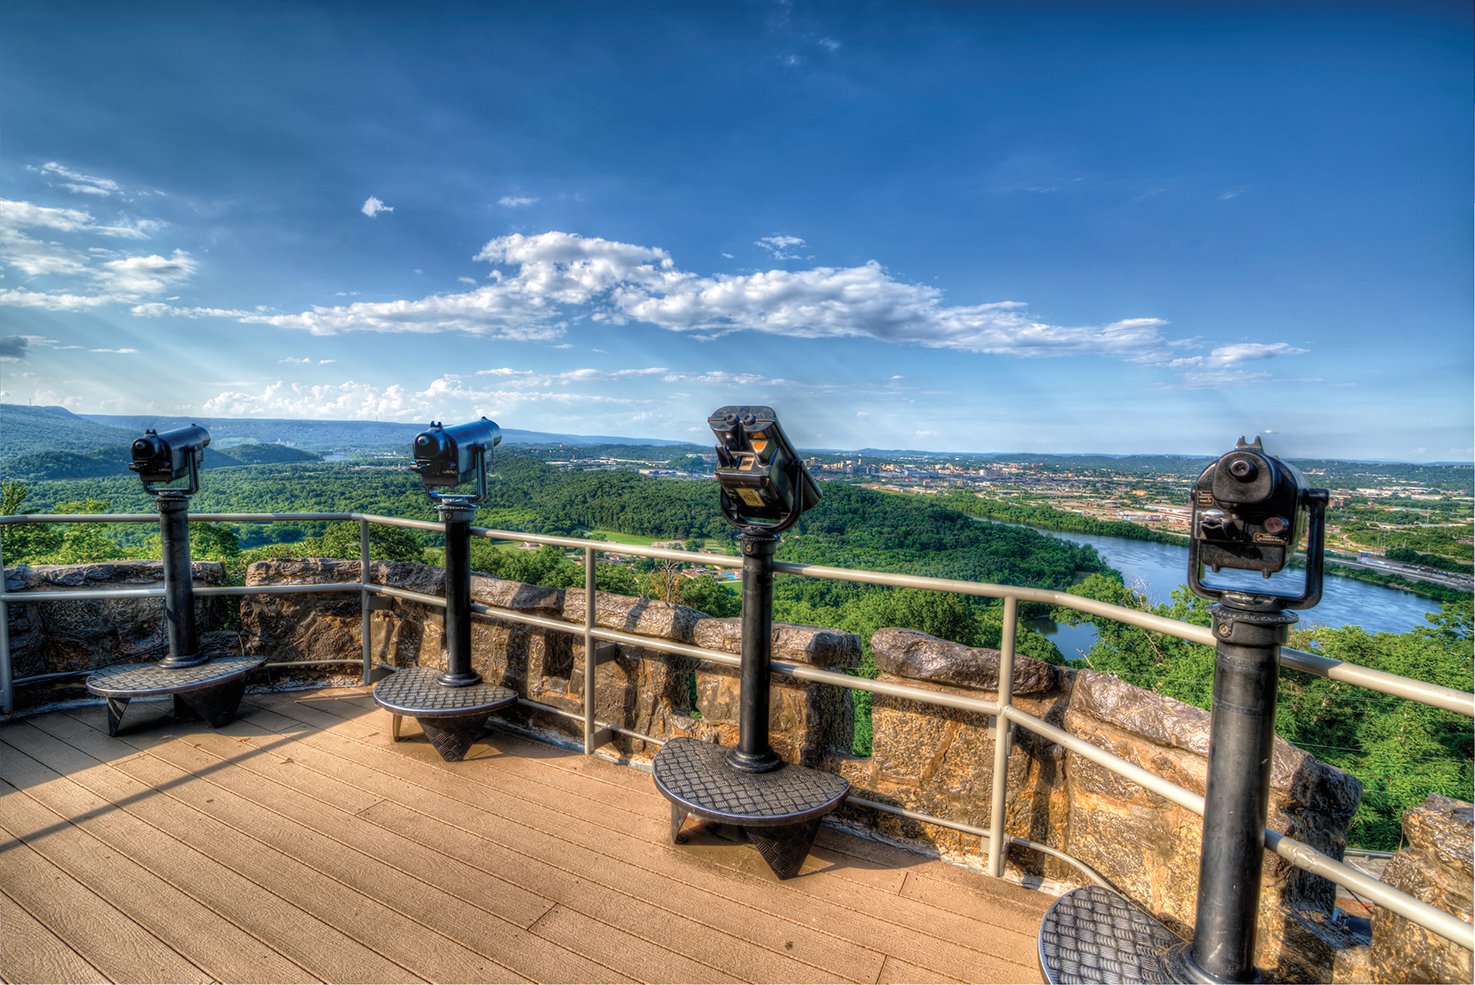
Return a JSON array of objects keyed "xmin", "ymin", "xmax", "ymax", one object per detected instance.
[
  {"xmin": 675, "ymin": 574, "xmax": 740, "ymax": 617},
  {"xmin": 44, "ymin": 498, "xmax": 135, "ymax": 564},
  {"xmin": 0, "ymin": 479, "xmax": 62, "ymax": 562}
]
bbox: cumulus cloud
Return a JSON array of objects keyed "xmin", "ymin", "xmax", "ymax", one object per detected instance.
[
  {"xmin": 361, "ymin": 196, "xmax": 394, "ymax": 218},
  {"xmin": 31, "ymin": 217, "xmax": 1297, "ymax": 378},
  {"xmin": 98, "ymin": 250, "xmax": 198, "ymax": 294},
  {"xmin": 498, "ymin": 195, "xmax": 539, "ymax": 207},
  {"xmin": 755, "ymin": 234, "xmax": 806, "ymax": 260},
  {"xmin": 133, "ymin": 229, "xmax": 1259, "ymax": 366}
]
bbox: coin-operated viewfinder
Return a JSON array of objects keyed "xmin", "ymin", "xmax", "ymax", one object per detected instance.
[
  {"xmin": 129, "ymin": 424, "xmax": 211, "ymax": 496},
  {"xmin": 1188, "ymin": 436, "xmax": 1328, "ymax": 607},
  {"xmin": 709, "ymin": 405, "xmax": 821, "ymax": 532},
  {"xmin": 410, "ymin": 417, "xmax": 501, "ymax": 503}
]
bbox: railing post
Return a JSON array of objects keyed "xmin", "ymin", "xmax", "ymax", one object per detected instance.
[
  {"xmin": 0, "ymin": 529, "xmax": 12, "ymax": 716},
  {"xmin": 360, "ymin": 518, "xmax": 372, "ymax": 685},
  {"xmin": 987, "ymin": 594, "xmax": 1018, "ymax": 878},
  {"xmin": 583, "ymin": 545, "xmax": 597, "ymax": 754}
]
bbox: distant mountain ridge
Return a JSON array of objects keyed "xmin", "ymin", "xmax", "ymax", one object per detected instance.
[
  {"xmin": 0, "ymin": 404, "xmax": 695, "ymax": 482},
  {"xmin": 78, "ymin": 411, "xmax": 691, "ymax": 454}
]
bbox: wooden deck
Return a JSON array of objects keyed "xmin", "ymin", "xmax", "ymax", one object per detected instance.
[{"xmin": 0, "ymin": 687, "xmax": 1053, "ymax": 984}]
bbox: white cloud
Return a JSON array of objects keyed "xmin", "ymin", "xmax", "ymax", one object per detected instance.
[
  {"xmin": 0, "ymin": 287, "xmax": 116, "ymax": 310},
  {"xmin": 89, "ymin": 347, "xmax": 138, "ymax": 354},
  {"xmin": 29, "ymin": 162, "xmax": 122, "ymax": 197},
  {"xmin": 153, "ymin": 229, "xmax": 1238, "ymax": 365},
  {"xmin": 472, "ymin": 365, "xmax": 667, "ymax": 387},
  {"xmin": 361, "ymin": 196, "xmax": 394, "ymax": 218},
  {"xmin": 18, "ymin": 214, "xmax": 1293, "ymax": 379},
  {"xmin": 280, "ymin": 356, "xmax": 313, "ymax": 364},
  {"xmin": 0, "ymin": 198, "xmax": 158, "ymax": 239},
  {"xmin": 1169, "ymin": 342, "xmax": 1307, "ymax": 370},
  {"xmin": 201, "ymin": 374, "xmax": 643, "ymax": 420},
  {"xmin": 498, "ymin": 195, "xmax": 539, "ymax": 207},
  {"xmin": 98, "ymin": 250, "xmax": 198, "ymax": 294},
  {"xmin": 457, "ymin": 276, "xmax": 477, "ymax": 286},
  {"xmin": 755, "ymin": 234, "xmax": 806, "ymax": 260}
]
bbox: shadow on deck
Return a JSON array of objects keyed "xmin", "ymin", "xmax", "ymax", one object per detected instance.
[{"xmin": 0, "ymin": 687, "xmax": 1053, "ymax": 984}]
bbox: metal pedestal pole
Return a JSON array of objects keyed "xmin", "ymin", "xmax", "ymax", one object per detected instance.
[
  {"xmin": 652, "ymin": 528, "xmax": 848, "ymax": 878},
  {"xmin": 85, "ymin": 492, "xmax": 263, "ymax": 734},
  {"xmin": 157, "ymin": 492, "xmax": 206, "ymax": 669},
  {"xmin": 728, "ymin": 530, "xmax": 782, "ymax": 773},
  {"xmin": 372, "ymin": 501, "xmax": 516, "ymax": 761},
  {"xmin": 1040, "ymin": 597, "xmax": 1294, "ymax": 984}
]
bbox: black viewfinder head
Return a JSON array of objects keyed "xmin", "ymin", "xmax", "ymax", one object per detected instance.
[
  {"xmin": 410, "ymin": 417, "xmax": 501, "ymax": 503},
  {"xmin": 709, "ymin": 405, "xmax": 821, "ymax": 533},
  {"xmin": 130, "ymin": 424, "xmax": 211, "ymax": 496},
  {"xmin": 1188, "ymin": 436, "xmax": 1328, "ymax": 607}
]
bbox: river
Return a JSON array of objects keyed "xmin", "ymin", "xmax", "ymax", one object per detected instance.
[{"xmin": 1011, "ymin": 525, "xmax": 1446, "ymax": 660}]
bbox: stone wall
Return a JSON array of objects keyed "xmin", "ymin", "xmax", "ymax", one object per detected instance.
[
  {"xmin": 240, "ymin": 558, "xmax": 859, "ymax": 762},
  {"xmin": 829, "ymin": 627, "xmax": 1367, "ymax": 984},
  {"xmin": 1371, "ymin": 794, "xmax": 1473, "ymax": 985},
  {"xmin": 3, "ymin": 561, "xmax": 232, "ymax": 704}
]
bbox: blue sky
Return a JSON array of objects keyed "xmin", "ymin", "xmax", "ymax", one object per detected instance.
[{"xmin": 1, "ymin": 0, "xmax": 1470, "ymax": 460}]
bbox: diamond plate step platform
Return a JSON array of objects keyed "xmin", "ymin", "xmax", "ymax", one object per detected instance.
[
  {"xmin": 86, "ymin": 656, "xmax": 266, "ymax": 736},
  {"xmin": 1038, "ymin": 886, "xmax": 1186, "ymax": 985},
  {"xmin": 652, "ymin": 736, "xmax": 849, "ymax": 879},
  {"xmin": 372, "ymin": 665, "xmax": 518, "ymax": 762}
]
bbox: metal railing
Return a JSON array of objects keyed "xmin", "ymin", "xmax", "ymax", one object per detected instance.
[{"xmin": 1, "ymin": 509, "xmax": 1471, "ymax": 952}]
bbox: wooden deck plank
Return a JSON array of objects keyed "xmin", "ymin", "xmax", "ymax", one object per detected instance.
[
  {"xmin": 5, "ymin": 691, "xmax": 1056, "ymax": 985},
  {"xmin": 384, "ymin": 710, "xmax": 913, "ymax": 894},
  {"xmin": 264, "ymin": 697, "xmax": 1045, "ymax": 983},
  {"xmin": 302, "ymin": 729, "xmax": 1016, "ymax": 984},
  {"xmin": 875, "ymin": 955, "xmax": 971, "ymax": 985},
  {"xmin": 0, "ymin": 889, "xmax": 111, "ymax": 985},
  {"xmin": 528, "ymin": 904, "xmax": 738, "ymax": 985},
  {"xmin": 53, "ymin": 715, "xmax": 620, "ymax": 985},
  {"xmin": 162, "ymin": 727, "xmax": 832, "ymax": 985},
  {"xmin": 10, "ymin": 718, "xmax": 425, "ymax": 984},
  {"xmin": 39, "ymin": 711, "xmax": 557, "ymax": 932},
  {"xmin": 899, "ymin": 863, "xmax": 1061, "ymax": 936},
  {"xmin": 256, "ymin": 708, "xmax": 886, "ymax": 981},
  {"xmin": 212, "ymin": 705, "xmax": 870, "ymax": 983},
  {"xmin": 0, "ymin": 742, "xmax": 312, "ymax": 984},
  {"xmin": 0, "ymin": 788, "xmax": 210, "ymax": 984}
]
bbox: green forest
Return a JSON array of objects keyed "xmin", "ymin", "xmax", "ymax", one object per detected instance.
[{"xmin": 3, "ymin": 456, "xmax": 1470, "ymax": 850}]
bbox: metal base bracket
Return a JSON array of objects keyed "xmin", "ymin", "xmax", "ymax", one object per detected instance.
[
  {"xmin": 87, "ymin": 656, "xmax": 264, "ymax": 737},
  {"xmin": 746, "ymin": 818, "xmax": 826, "ymax": 880},
  {"xmin": 652, "ymin": 736, "xmax": 848, "ymax": 880},
  {"xmin": 418, "ymin": 714, "xmax": 491, "ymax": 762},
  {"xmin": 372, "ymin": 665, "xmax": 518, "ymax": 762},
  {"xmin": 1038, "ymin": 886, "xmax": 1186, "ymax": 985}
]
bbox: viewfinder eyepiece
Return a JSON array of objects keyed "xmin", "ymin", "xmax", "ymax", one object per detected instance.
[
  {"xmin": 708, "ymin": 405, "xmax": 820, "ymax": 532},
  {"xmin": 129, "ymin": 424, "xmax": 211, "ymax": 495},
  {"xmin": 410, "ymin": 417, "xmax": 501, "ymax": 503}
]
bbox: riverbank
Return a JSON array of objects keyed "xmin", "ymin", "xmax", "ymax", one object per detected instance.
[{"xmin": 928, "ymin": 489, "xmax": 1468, "ymax": 602}]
